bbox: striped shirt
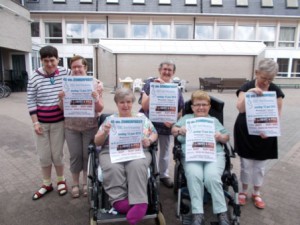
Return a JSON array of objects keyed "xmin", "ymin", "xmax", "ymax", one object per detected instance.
[{"xmin": 27, "ymin": 66, "xmax": 70, "ymax": 123}]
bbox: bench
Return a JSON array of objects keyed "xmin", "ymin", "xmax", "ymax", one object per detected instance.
[
  {"xmin": 275, "ymin": 83, "xmax": 300, "ymax": 89},
  {"xmin": 217, "ymin": 78, "xmax": 247, "ymax": 92},
  {"xmin": 199, "ymin": 77, "xmax": 221, "ymax": 91}
]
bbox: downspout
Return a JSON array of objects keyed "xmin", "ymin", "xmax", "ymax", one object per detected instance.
[
  {"xmin": 115, "ymin": 54, "xmax": 118, "ymax": 90},
  {"xmin": 251, "ymin": 57, "xmax": 255, "ymax": 80},
  {"xmin": 193, "ymin": 17, "xmax": 196, "ymax": 39},
  {"xmin": 106, "ymin": 16, "xmax": 109, "ymax": 38},
  {"xmin": 95, "ymin": 45, "xmax": 99, "ymax": 79},
  {"xmin": 200, "ymin": 0, "xmax": 203, "ymax": 13}
]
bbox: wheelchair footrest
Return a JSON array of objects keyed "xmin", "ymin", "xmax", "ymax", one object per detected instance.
[{"xmin": 96, "ymin": 210, "xmax": 157, "ymax": 223}]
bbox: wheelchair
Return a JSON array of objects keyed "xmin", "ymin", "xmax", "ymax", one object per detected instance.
[
  {"xmin": 87, "ymin": 113, "xmax": 166, "ymax": 225},
  {"xmin": 173, "ymin": 96, "xmax": 241, "ymax": 225}
]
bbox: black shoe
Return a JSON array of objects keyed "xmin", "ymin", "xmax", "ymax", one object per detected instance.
[
  {"xmin": 160, "ymin": 177, "xmax": 174, "ymax": 188},
  {"xmin": 217, "ymin": 212, "xmax": 230, "ymax": 225},
  {"xmin": 191, "ymin": 213, "xmax": 205, "ymax": 225}
]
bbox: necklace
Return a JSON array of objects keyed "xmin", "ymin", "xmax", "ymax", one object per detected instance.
[{"xmin": 50, "ymin": 77, "xmax": 55, "ymax": 85}]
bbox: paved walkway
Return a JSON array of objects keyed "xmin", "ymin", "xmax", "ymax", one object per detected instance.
[{"xmin": 0, "ymin": 88, "xmax": 299, "ymax": 225}]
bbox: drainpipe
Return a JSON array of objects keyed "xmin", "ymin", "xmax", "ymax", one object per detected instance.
[
  {"xmin": 200, "ymin": 0, "xmax": 203, "ymax": 13},
  {"xmin": 106, "ymin": 16, "xmax": 109, "ymax": 38},
  {"xmin": 193, "ymin": 17, "xmax": 196, "ymax": 39},
  {"xmin": 115, "ymin": 54, "xmax": 118, "ymax": 90},
  {"xmin": 94, "ymin": 45, "xmax": 99, "ymax": 80}
]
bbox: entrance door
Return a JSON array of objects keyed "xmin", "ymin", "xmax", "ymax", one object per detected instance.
[{"xmin": 12, "ymin": 54, "xmax": 27, "ymax": 91}]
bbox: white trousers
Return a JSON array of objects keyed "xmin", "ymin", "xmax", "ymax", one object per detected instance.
[
  {"xmin": 158, "ymin": 134, "xmax": 171, "ymax": 178},
  {"xmin": 240, "ymin": 157, "xmax": 267, "ymax": 187}
]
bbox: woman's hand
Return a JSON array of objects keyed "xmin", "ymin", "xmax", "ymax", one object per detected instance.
[
  {"xmin": 164, "ymin": 122, "xmax": 174, "ymax": 128},
  {"xmin": 248, "ymin": 87, "xmax": 263, "ymax": 95},
  {"xmin": 178, "ymin": 126, "xmax": 187, "ymax": 136},
  {"xmin": 142, "ymin": 138, "xmax": 152, "ymax": 148},
  {"xmin": 92, "ymin": 91, "xmax": 100, "ymax": 102},
  {"xmin": 58, "ymin": 91, "xmax": 65, "ymax": 100},
  {"xmin": 259, "ymin": 132, "xmax": 268, "ymax": 139},
  {"xmin": 215, "ymin": 132, "xmax": 229, "ymax": 144},
  {"xmin": 34, "ymin": 123, "xmax": 43, "ymax": 135}
]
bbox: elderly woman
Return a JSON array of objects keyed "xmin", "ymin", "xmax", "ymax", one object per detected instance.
[
  {"xmin": 234, "ymin": 59, "xmax": 284, "ymax": 209},
  {"xmin": 58, "ymin": 55, "xmax": 104, "ymax": 198},
  {"xmin": 94, "ymin": 88, "xmax": 158, "ymax": 225},
  {"xmin": 171, "ymin": 90, "xmax": 230, "ymax": 225},
  {"xmin": 140, "ymin": 60, "xmax": 184, "ymax": 188}
]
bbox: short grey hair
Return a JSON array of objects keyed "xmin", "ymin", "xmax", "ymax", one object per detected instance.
[
  {"xmin": 114, "ymin": 88, "xmax": 136, "ymax": 103},
  {"xmin": 159, "ymin": 60, "xmax": 176, "ymax": 72},
  {"xmin": 257, "ymin": 59, "xmax": 278, "ymax": 76}
]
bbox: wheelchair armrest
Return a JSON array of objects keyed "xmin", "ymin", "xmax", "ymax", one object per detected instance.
[
  {"xmin": 88, "ymin": 140, "xmax": 96, "ymax": 154},
  {"xmin": 224, "ymin": 142, "xmax": 235, "ymax": 158},
  {"xmin": 173, "ymin": 139, "xmax": 183, "ymax": 160}
]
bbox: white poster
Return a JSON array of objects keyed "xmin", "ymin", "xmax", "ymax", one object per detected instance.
[
  {"xmin": 149, "ymin": 82, "xmax": 178, "ymax": 123},
  {"xmin": 245, "ymin": 91, "xmax": 280, "ymax": 137},
  {"xmin": 109, "ymin": 117, "xmax": 145, "ymax": 163},
  {"xmin": 62, "ymin": 76, "xmax": 94, "ymax": 117},
  {"xmin": 185, "ymin": 117, "xmax": 216, "ymax": 162}
]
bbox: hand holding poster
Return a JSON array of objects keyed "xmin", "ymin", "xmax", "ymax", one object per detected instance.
[
  {"xmin": 245, "ymin": 91, "xmax": 280, "ymax": 137},
  {"xmin": 185, "ymin": 117, "xmax": 216, "ymax": 162},
  {"xmin": 149, "ymin": 82, "xmax": 178, "ymax": 123},
  {"xmin": 63, "ymin": 76, "xmax": 94, "ymax": 117},
  {"xmin": 109, "ymin": 117, "xmax": 145, "ymax": 163}
]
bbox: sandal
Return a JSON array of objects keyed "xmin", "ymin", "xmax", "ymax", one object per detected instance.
[
  {"xmin": 252, "ymin": 194, "xmax": 265, "ymax": 209},
  {"xmin": 82, "ymin": 184, "xmax": 87, "ymax": 197},
  {"xmin": 32, "ymin": 184, "xmax": 53, "ymax": 200},
  {"xmin": 238, "ymin": 192, "xmax": 248, "ymax": 206},
  {"xmin": 71, "ymin": 185, "xmax": 80, "ymax": 198},
  {"xmin": 57, "ymin": 180, "xmax": 68, "ymax": 196}
]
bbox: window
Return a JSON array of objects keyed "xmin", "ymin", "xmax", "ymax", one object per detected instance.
[
  {"xmin": 45, "ymin": 22, "xmax": 62, "ymax": 43},
  {"xmin": 107, "ymin": 0, "xmax": 118, "ymax": 3},
  {"xmin": 211, "ymin": 0, "xmax": 222, "ymax": 6},
  {"xmin": 131, "ymin": 24, "xmax": 149, "ymax": 38},
  {"xmin": 88, "ymin": 23, "xmax": 106, "ymax": 44},
  {"xmin": 217, "ymin": 25, "xmax": 234, "ymax": 40},
  {"xmin": 291, "ymin": 59, "xmax": 300, "ymax": 77},
  {"xmin": 174, "ymin": 24, "xmax": 192, "ymax": 39},
  {"xmin": 195, "ymin": 24, "xmax": 213, "ymax": 39},
  {"xmin": 185, "ymin": 0, "xmax": 197, "ymax": 5},
  {"xmin": 286, "ymin": 0, "xmax": 298, "ymax": 8},
  {"xmin": 258, "ymin": 26, "xmax": 276, "ymax": 47},
  {"xmin": 133, "ymin": 0, "xmax": 145, "ymax": 3},
  {"xmin": 152, "ymin": 24, "xmax": 171, "ymax": 39},
  {"xmin": 279, "ymin": 27, "xmax": 295, "ymax": 47},
  {"xmin": 66, "ymin": 23, "xmax": 84, "ymax": 44},
  {"xmin": 80, "ymin": 0, "xmax": 93, "ymax": 3},
  {"xmin": 27, "ymin": 0, "xmax": 39, "ymax": 2},
  {"xmin": 110, "ymin": 23, "xmax": 127, "ymax": 38},
  {"xmin": 236, "ymin": 0, "xmax": 248, "ymax": 7},
  {"xmin": 31, "ymin": 22, "xmax": 40, "ymax": 37},
  {"xmin": 261, "ymin": 0, "xmax": 273, "ymax": 7},
  {"xmin": 277, "ymin": 58, "xmax": 289, "ymax": 77},
  {"xmin": 53, "ymin": 0, "xmax": 66, "ymax": 3},
  {"xmin": 236, "ymin": 26, "xmax": 255, "ymax": 40},
  {"xmin": 159, "ymin": 0, "xmax": 171, "ymax": 4}
]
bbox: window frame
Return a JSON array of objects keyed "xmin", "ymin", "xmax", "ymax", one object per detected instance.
[
  {"xmin": 66, "ymin": 22, "xmax": 85, "ymax": 44},
  {"xmin": 45, "ymin": 22, "xmax": 63, "ymax": 44}
]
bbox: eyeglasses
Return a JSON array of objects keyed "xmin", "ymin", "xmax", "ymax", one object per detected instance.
[
  {"xmin": 259, "ymin": 76, "xmax": 274, "ymax": 83},
  {"xmin": 192, "ymin": 103, "xmax": 210, "ymax": 108}
]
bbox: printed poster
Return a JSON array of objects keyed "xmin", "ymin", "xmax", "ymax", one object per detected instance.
[
  {"xmin": 63, "ymin": 76, "xmax": 94, "ymax": 117},
  {"xmin": 149, "ymin": 82, "xmax": 178, "ymax": 123},
  {"xmin": 245, "ymin": 91, "xmax": 280, "ymax": 137},
  {"xmin": 185, "ymin": 117, "xmax": 216, "ymax": 162},
  {"xmin": 109, "ymin": 117, "xmax": 145, "ymax": 163}
]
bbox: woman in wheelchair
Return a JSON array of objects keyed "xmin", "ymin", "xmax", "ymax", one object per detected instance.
[
  {"xmin": 94, "ymin": 88, "xmax": 158, "ymax": 225},
  {"xmin": 171, "ymin": 90, "xmax": 230, "ymax": 225}
]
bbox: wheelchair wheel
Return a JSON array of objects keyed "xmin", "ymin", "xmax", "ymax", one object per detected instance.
[
  {"xmin": 155, "ymin": 211, "xmax": 166, "ymax": 225},
  {"xmin": 89, "ymin": 208, "xmax": 97, "ymax": 225}
]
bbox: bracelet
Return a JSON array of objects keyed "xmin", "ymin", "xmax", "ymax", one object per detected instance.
[{"xmin": 33, "ymin": 121, "xmax": 40, "ymax": 126}]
